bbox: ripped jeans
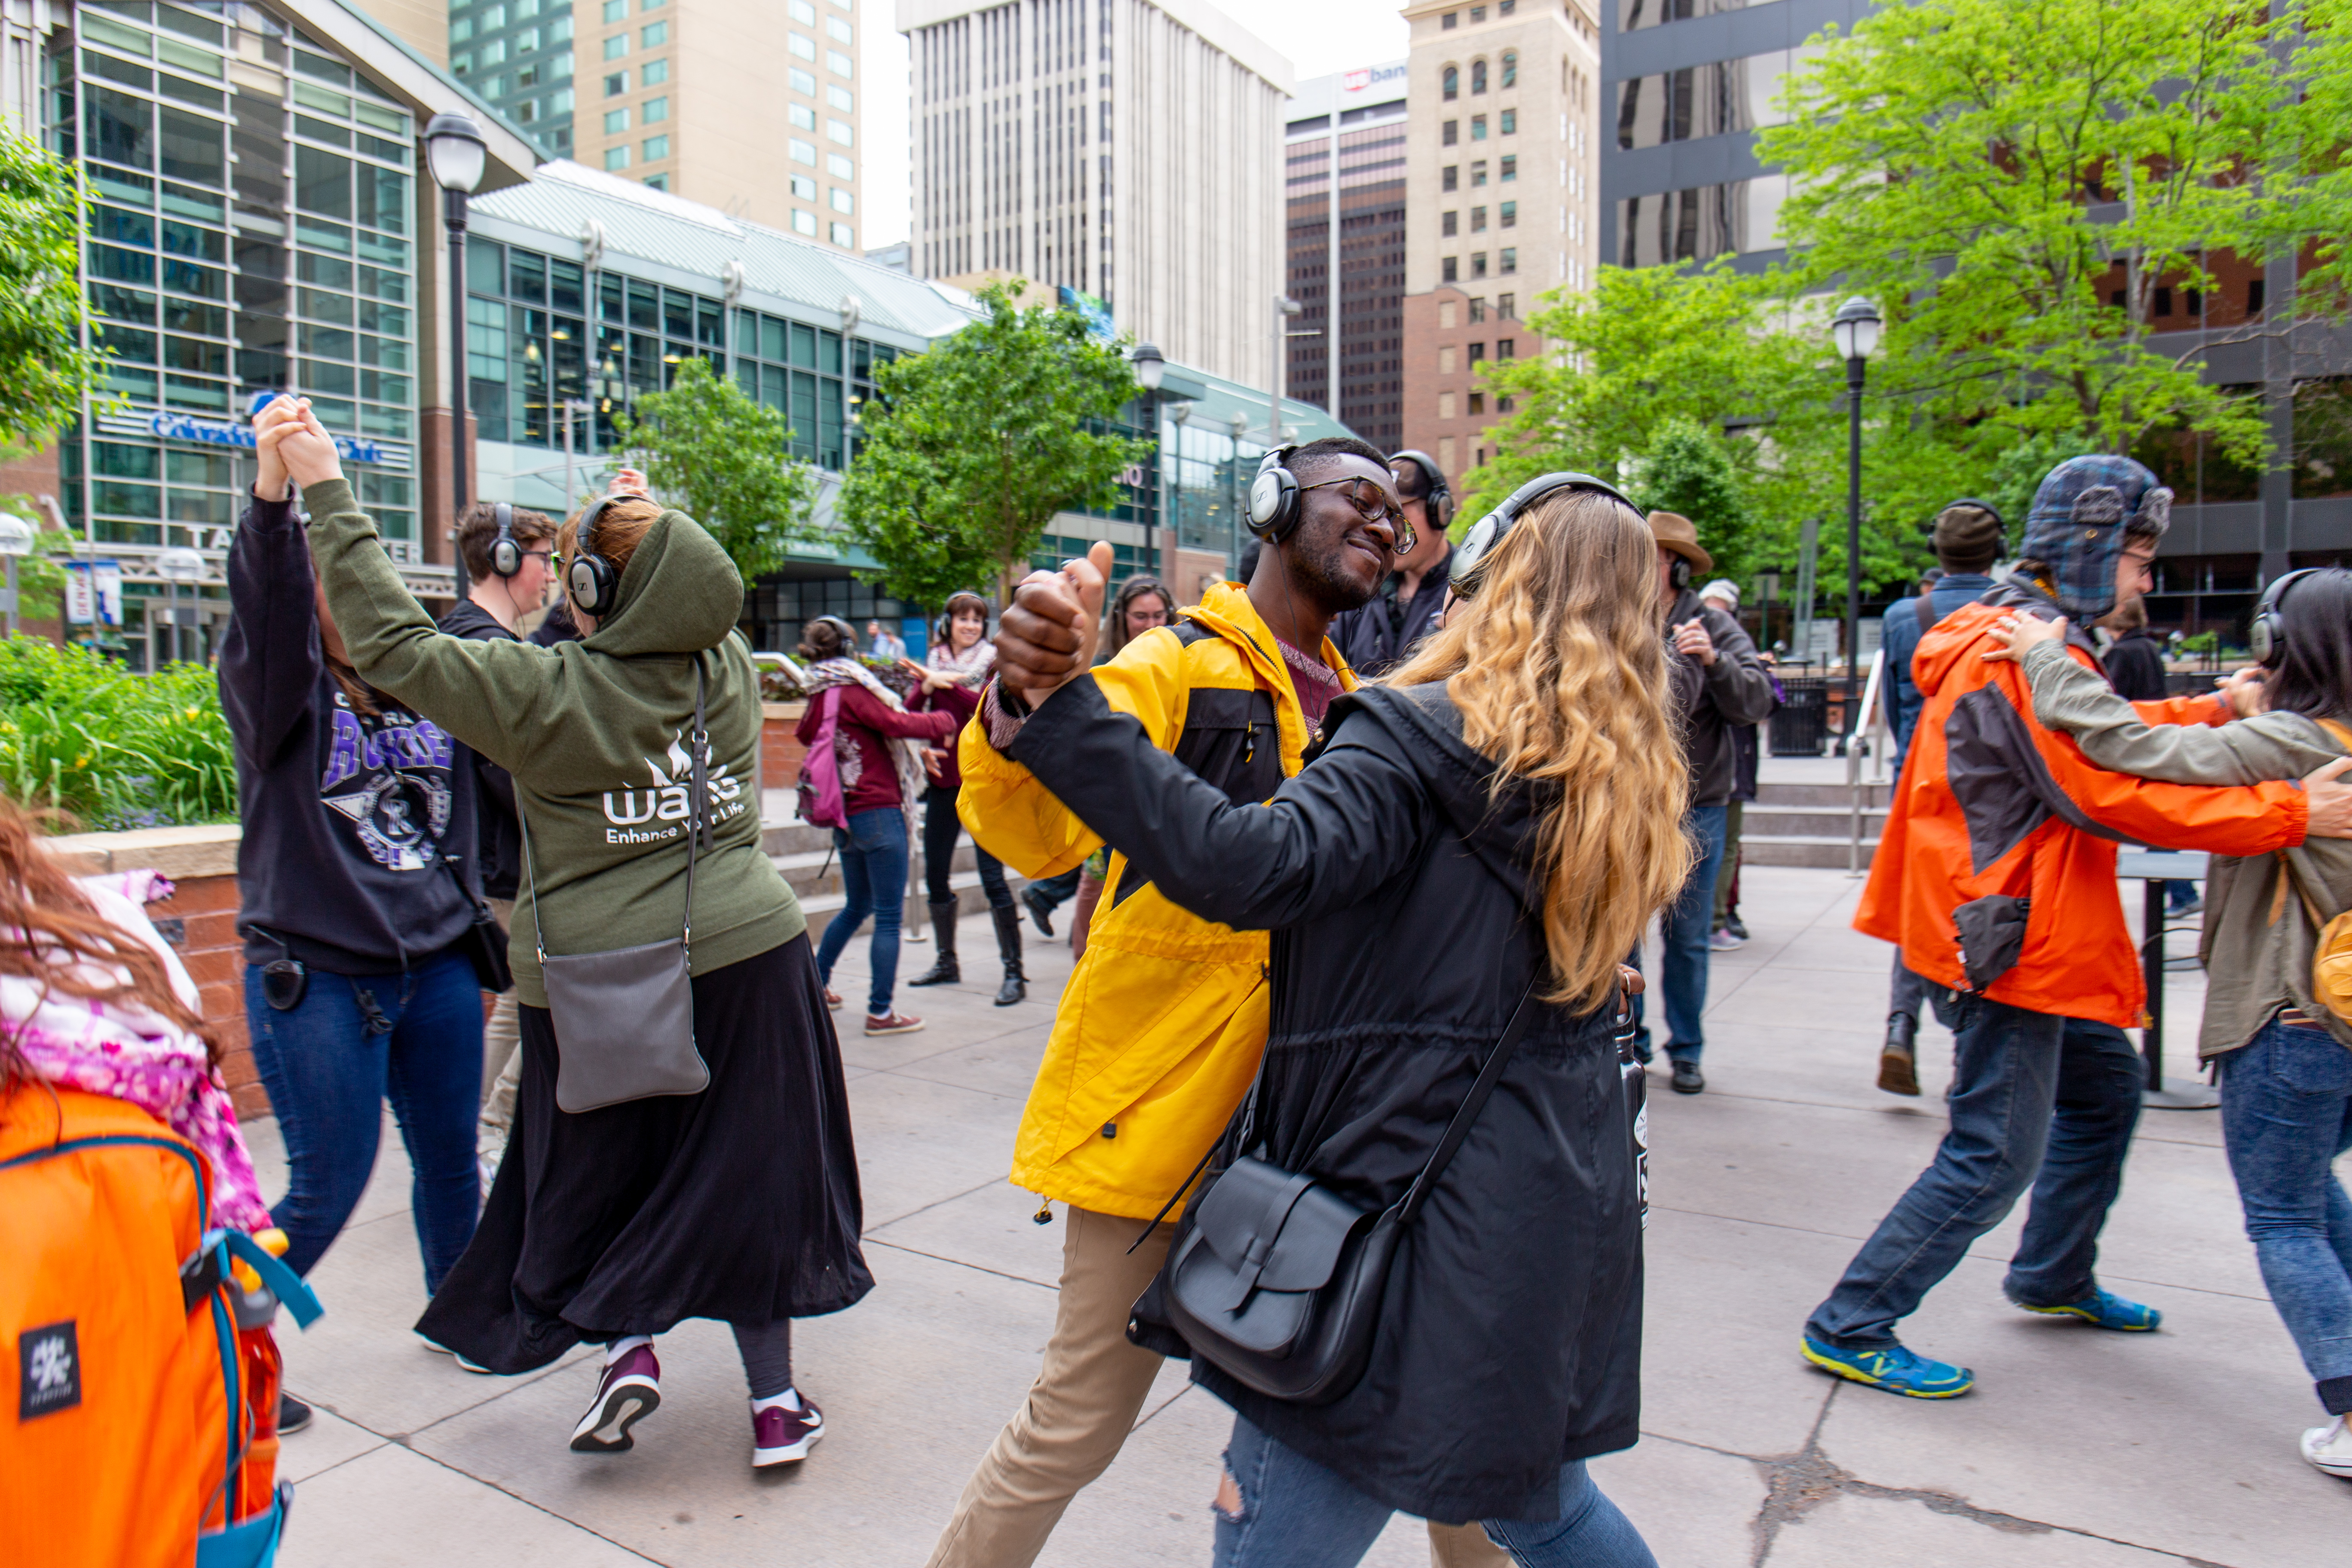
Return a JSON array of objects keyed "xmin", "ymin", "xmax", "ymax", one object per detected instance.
[{"xmin": 1211, "ymin": 1416, "xmax": 1657, "ymax": 1568}]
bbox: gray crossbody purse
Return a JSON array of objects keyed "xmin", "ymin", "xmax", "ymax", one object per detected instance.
[{"xmin": 518, "ymin": 654, "xmax": 713, "ymax": 1114}]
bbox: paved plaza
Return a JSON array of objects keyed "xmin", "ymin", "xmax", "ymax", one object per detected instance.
[{"xmin": 252, "ymin": 857, "xmax": 2351, "ymax": 1567}]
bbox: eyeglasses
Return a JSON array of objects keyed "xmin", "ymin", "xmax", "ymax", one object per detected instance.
[
  {"xmin": 1298, "ymin": 476, "xmax": 1418, "ymax": 555},
  {"xmin": 522, "ymin": 549, "xmax": 554, "ymax": 567}
]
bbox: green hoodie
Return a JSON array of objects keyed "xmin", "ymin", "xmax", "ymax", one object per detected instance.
[{"xmin": 302, "ymin": 477, "xmax": 803, "ymax": 1008}]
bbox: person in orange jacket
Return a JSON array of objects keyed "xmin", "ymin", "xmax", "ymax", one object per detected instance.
[{"xmin": 1801, "ymin": 454, "xmax": 2352, "ymax": 1399}]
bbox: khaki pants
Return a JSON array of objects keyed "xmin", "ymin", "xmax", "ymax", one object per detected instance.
[
  {"xmin": 476, "ymin": 900, "xmax": 523, "ymax": 1173},
  {"xmin": 925, "ymin": 1205, "xmax": 1509, "ymax": 1568}
]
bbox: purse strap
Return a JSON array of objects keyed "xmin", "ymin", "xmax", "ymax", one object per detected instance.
[
  {"xmin": 518, "ymin": 654, "xmax": 709, "ymax": 962},
  {"xmin": 2279, "ymin": 718, "xmax": 2352, "ymax": 930},
  {"xmin": 1393, "ymin": 976, "xmax": 1543, "ymax": 1228}
]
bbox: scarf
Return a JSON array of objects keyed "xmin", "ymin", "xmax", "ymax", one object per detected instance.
[
  {"xmin": 928, "ymin": 636, "xmax": 997, "ymax": 686},
  {"xmin": 801, "ymin": 656, "xmax": 931, "ymax": 819}
]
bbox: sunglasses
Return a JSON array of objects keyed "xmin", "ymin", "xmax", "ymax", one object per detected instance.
[{"xmin": 1298, "ymin": 476, "xmax": 1419, "ymax": 556}]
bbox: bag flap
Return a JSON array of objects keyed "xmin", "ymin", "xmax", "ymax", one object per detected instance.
[
  {"xmin": 1190, "ymin": 1156, "xmax": 1366, "ymax": 1295},
  {"xmin": 1255, "ymin": 1183, "xmax": 1370, "ymax": 1292}
]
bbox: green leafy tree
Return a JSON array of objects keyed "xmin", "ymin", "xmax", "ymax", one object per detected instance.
[
  {"xmin": 0, "ymin": 132, "xmax": 106, "ymax": 447},
  {"xmin": 1631, "ymin": 417, "xmax": 1755, "ymax": 576},
  {"xmin": 2286, "ymin": 0, "xmax": 2352, "ymax": 317},
  {"xmin": 612, "ymin": 355, "xmax": 820, "ymax": 584},
  {"xmin": 1760, "ymin": 0, "xmax": 2301, "ymax": 472},
  {"xmin": 838, "ymin": 280, "xmax": 1149, "ymax": 604}
]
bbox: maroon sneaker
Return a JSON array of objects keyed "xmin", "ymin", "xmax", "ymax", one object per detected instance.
[
  {"xmin": 751, "ymin": 1396, "xmax": 824, "ymax": 1467},
  {"xmin": 570, "ymin": 1344, "xmax": 661, "ymax": 1452}
]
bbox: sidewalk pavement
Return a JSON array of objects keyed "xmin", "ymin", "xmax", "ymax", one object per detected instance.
[{"xmin": 251, "ymin": 865, "xmax": 2348, "ymax": 1567}]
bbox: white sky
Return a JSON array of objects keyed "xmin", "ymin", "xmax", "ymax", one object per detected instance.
[{"xmin": 856, "ymin": 0, "xmax": 1413, "ymax": 251}]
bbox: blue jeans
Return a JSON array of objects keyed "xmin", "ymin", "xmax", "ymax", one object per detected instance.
[
  {"xmin": 1807, "ymin": 996, "xmax": 2144, "ymax": 1348},
  {"xmin": 2219, "ymin": 1020, "xmax": 2352, "ymax": 1415},
  {"xmin": 1212, "ymin": 1416, "xmax": 1656, "ymax": 1568},
  {"xmin": 1629, "ymin": 803, "xmax": 1727, "ymax": 1063},
  {"xmin": 814, "ymin": 805, "xmax": 910, "ymax": 1017},
  {"xmin": 244, "ymin": 948, "xmax": 483, "ymax": 1292}
]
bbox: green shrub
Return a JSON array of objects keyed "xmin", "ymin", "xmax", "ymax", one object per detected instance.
[{"xmin": 0, "ymin": 637, "xmax": 237, "ymax": 831}]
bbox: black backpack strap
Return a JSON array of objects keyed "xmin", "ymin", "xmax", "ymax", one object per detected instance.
[
  {"xmin": 1394, "ymin": 976, "xmax": 1543, "ymax": 1226},
  {"xmin": 1915, "ymin": 593, "xmax": 1936, "ymax": 634}
]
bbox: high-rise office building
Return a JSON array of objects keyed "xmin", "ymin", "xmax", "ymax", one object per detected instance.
[
  {"xmin": 900, "ymin": 0, "xmax": 1289, "ymax": 391},
  {"xmin": 1284, "ymin": 62, "xmax": 1407, "ymax": 456},
  {"xmin": 446, "ymin": 0, "xmax": 863, "ymax": 246},
  {"xmin": 1397, "ymin": 0, "xmax": 1603, "ymax": 491}
]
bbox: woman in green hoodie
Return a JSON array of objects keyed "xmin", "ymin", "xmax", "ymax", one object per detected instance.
[{"xmin": 258, "ymin": 398, "xmax": 873, "ymax": 1471}]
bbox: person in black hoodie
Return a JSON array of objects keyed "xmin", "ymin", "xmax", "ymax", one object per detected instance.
[
  {"xmin": 437, "ymin": 496, "xmax": 560, "ymax": 1188},
  {"xmin": 220, "ymin": 401, "xmax": 489, "ymax": 1427},
  {"xmin": 982, "ymin": 477, "xmax": 1687, "ymax": 1567}
]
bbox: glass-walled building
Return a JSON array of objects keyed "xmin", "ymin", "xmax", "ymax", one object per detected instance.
[
  {"xmin": 44, "ymin": 0, "xmax": 533, "ymax": 670},
  {"xmin": 464, "ymin": 162, "xmax": 1350, "ymax": 652}
]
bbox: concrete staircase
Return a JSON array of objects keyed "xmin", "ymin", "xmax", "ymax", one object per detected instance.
[
  {"xmin": 1736, "ymin": 779, "xmax": 1893, "ymax": 869},
  {"xmin": 763, "ymin": 818, "xmax": 1033, "ymax": 944}
]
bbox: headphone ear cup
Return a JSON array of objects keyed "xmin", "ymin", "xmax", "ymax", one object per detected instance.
[
  {"xmin": 567, "ymin": 553, "xmax": 613, "ymax": 615},
  {"xmin": 1670, "ymin": 556, "xmax": 1691, "ymax": 592},
  {"xmin": 1246, "ymin": 467, "xmax": 1298, "ymax": 542},
  {"xmin": 491, "ymin": 536, "xmax": 522, "ymax": 577}
]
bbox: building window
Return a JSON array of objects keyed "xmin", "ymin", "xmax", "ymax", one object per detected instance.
[
  {"xmin": 1497, "ymin": 338, "xmax": 1516, "ymax": 359},
  {"xmin": 791, "ymin": 66, "xmax": 815, "ymax": 93},
  {"xmin": 1442, "ymin": 256, "xmax": 1458, "ymax": 282},
  {"xmin": 1471, "ymin": 206, "xmax": 1487, "ymax": 232},
  {"xmin": 1442, "ymin": 10, "xmax": 1457, "ymax": 27},
  {"xmin": 604, "ymin": 70, "xmax": 626, "ymax": 95},
  {"xmin": 642, "ymin": 134, "xmax": 668, "ymax": 160},
  {"xmin": 830, "ymin": 187, "xmax": 854, "ymax": 214},
  {"xmin": 1468, "ymin": 392, "xmax": 1485, "ymax": 416},
  {"xmin": 1442, "ymin": 210, "xmax": 1458, "ymax": 236},
  {"xmin": 641, "ymin": 19, "xmax": 668, "ymax": 44},
  {"xmin": 791, "ymin": 173, "xmax": 816, "ymax": 199},
  {"xmin": 828, "ymin": 49, "xmax": 853, "ymax": 78},
  {"xmin": 642, "ymin": 57, "xmax": 669, "ymax": 84},
  {"xmin": 790, "ymin": 32, "xmax": 815, "ymax": 60},
  {"xmin": 1472, "ymin": 160, "xmax": 1488, "ymax": 186},
  {"xmin": 605, "ymin": 145, "xmax": 631, "ymax": 170},
  {"xmin": 1471, "ymin": 59, "xmax": 1486, "ymax": 94},
  {"xmin": 603, "ymin": 33, "xmax": 628, "ymax": 58},
  {"xmin": 1469, "ymin": 296, "xmax": 1485, "ymax": 322},
  {"xmin": 826, "ymin": 118, "xmax": 853, "ymax": 147},
  {"xmin": 791, "ymin": 103, "xmax": 817, "ymax": 131},
  {"xmin": 1442, "ymin": 120, "xmax": 1458, "ymax": 146},
  {"xmin": 1500, "ymin": 0, "xmax": 1516, "ymax": 12},
  {"xmin": 1500, "ymin": 247, "xmax": 1517, "ymax": 274},
  {"xmin": 1502, "ymin": 49, "xmax": 1516, "ymax": 87},
  {"xmin": 1501, "ymin": 155, "xmax": 1516, "ymax": 181},
  {"xmin": 1470, "ymin": 5, "xmax": 1485, "ymax": 19},
  {"xmin": 1499, "ymin": 292, "xmax": 1515, "ymax": 318},
  {"xmin": 1443, "ymin": 66, "xmax": 1458, "ymax": 101},
  {"xmin": 1500, "ymin": 109, "xmax": 1516, "ymax": 135},
  {"xmin": 828, "ymin": 84, "xmax": 853, "ymax": 111},
  {"xmin": 602, "ymin": 0, "xmax": 624, "ymax": 17},
  {"xmin": 453, "ymin": 16, "xmax": 475, "ymax": 41},
  {"xmin": 1472, "ymin": 115, "xmax": 1488, "ymax": 141},
  {"xmin": 643, "ymin": 173, "xmax": 668, "ymax": 190},
  {"xmin": 1500, "ymin": 200, "xmax": 1516, "ymax": 227},
  {"xmin": 604, "ymin": 107, "xmax": 629, "ymax": 133},
  {"xmin": 791, "ymin": 138, "xmax": 816, "ymax": 163},
  {"xmin": 1443, "ymin": 164, "xmax": 1458, "ymax": 192},
  {"xmin": 830, "ymin": 222, "xmax": 854, "ymax": 247},
  {"xmin": 828, "ymin": 153, "xmax": 854, "ymax": 179},
  {"xmin": 789, "ymin": 0, "xmax": 814, "ymax": 17},
  {"xmin": 1468, "ymin": 343, "xmax": 1486, "ymax": 363},
  {"xmin": 643, "ymin": 95, "xmax": 669, "ymax": 123},
  {"xmin": 793, "ymin": 210, "xmax": 818, "ymax": 236},
  {"xmin": 1472, "ymin": 252, "xmax": 1487, "ymax": 278},
  {"xmin": 1438, "ymin": 390, "xmax": 1456, "ymax": 420}
]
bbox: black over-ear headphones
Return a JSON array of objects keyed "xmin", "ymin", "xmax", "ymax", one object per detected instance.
[
  {"xmin": 1246, "ymin": 447, "xmax": 1303, "ymax": 542},
  {"xmin": 2250, "ymin": 567, "xmax": 2318, "ymax": 670},
  {"xmin": 807, "ymin": 614, "xmax": 857, "ymax": 654},
  {"xmin": 1667, "ymin": 554, "xmax": 1693, "ymax": 593},
  {"xmin": 566, "ymin": 496, "xmax": 622, "ymax": 616},
  {"xmin": 489, "ymin": 501, "xmax": 522, "ymax": 578},
  {"xmin": 1452, "ymin": 471, "xmax": 1645, "ymax": 600},
  {"xmin": 1388, "ymin": 450, "xmax": 1456, "ymax": 534}
]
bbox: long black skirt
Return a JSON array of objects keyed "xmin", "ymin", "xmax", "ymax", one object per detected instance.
[{"xmin": 416, "ymin": 935, "xmax": 873, "ymax": 1373}]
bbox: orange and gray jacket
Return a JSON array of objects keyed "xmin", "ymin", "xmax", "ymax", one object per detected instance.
[{"xmin": 1856, "ymin": 578, "xmax": 2308, "ymax": 1031}]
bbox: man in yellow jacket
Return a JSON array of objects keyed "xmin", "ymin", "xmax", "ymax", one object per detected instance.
[{"xmin": 928, "ymin": 438, "xmax": 1501, "ymax": 1567}]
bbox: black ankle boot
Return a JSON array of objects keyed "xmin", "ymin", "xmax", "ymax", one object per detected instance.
[
  {"xmin": 991, "ymin": 905, "xmax": 1027, "ymax": 1005},
  {"xmin": 907, "ymin": 899, "xmax": 961, "ymax": 986},
  {"xmin": 1878, "ymin": 1011, "xmax": 1921, "ymax": 1097}
]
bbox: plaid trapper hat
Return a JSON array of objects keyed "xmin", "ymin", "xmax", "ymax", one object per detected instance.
[{"xmin": 2017, "ymin": 455, "xmax": 2172, "ymax": 619}]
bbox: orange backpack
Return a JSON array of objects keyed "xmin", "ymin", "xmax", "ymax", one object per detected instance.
[{"xmin": 2, "ymin": 1085, "xmax": 320, "ymax": 1568}]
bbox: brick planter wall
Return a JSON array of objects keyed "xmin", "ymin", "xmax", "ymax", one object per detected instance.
[
  {"xmin": 46, "ymin": 825, "xmax": 264, "ymax": 1118},
  {"xmin": 762, "ymin": 700, "xmax": 808, "ymax": 796}
]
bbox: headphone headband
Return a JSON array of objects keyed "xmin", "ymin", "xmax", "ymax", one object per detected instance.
[
  {"xmin": 2250, "ymin": 567, "xmax": 2319, "ymax": 670},
  {"xmin": 1452, "ymin": 472, "xmax": 1644, "ymax": 598},
  {"xmin": 488, "ymin": 500, "xmax": 521, "ymax": 578}
]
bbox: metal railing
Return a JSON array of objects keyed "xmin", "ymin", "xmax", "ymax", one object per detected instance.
[{"xmin": 1846, "ymin": 648, "xmax": 1889, "ymax": 875}]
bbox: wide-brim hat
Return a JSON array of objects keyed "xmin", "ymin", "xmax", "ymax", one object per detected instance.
[{"xmin": 1648, "ymin": 511, "xmax": 1714, "ymax": 576}]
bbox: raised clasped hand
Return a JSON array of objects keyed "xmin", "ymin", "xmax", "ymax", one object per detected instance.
[
  {"xmin": 1981, "ymin": 612, "xmax": 2066, "ymax": 663},
  {"xmin": 2216, "ymin": 665, "xmax": 2269, "ymax": 720},
  {"xmin": 253, "ymin": 395, "xmax": 344, "ymax": 490},
  {"xmin": 993, "ymin": 541, "xmax": 1112, "ymax": 705}
]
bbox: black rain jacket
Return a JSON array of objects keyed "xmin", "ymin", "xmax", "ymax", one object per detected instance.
[{"xmin": 1007, "ymin": 676, "xmax": 1643, "ymax": 1525}]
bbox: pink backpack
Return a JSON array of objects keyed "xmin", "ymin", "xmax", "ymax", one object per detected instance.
[{"xmin": 795, "ymin": 687, "xmax": 849, "ymax": 830}]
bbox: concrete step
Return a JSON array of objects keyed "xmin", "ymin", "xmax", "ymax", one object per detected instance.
[
  {"xmin": 1750, "ymin": 781, "xmax": 1895, "ymax": 808},
  {"xmin": 799, "ymin": 867, "xmax": 1032, "ymax": 946},
  {"xmin": 772, "ymin": 839, "xmax": 987, "ymax": 900},
  {"xmin": 1738, "ymin": 833, "xmax": 1880, "ymax": 870},
  {"xmin": 1740, "ymin": 803, "xmax": 1890, "ymax": 839}
]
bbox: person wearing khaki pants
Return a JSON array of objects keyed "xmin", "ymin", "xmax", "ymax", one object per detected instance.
[{"xmin": 932, "ymin": 443, "xmax": 1506, "ymax": 1568}]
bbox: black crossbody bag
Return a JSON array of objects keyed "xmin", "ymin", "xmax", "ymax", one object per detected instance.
[{"xmin": 1148, "ymin": 979, "xmax": 1545, "ymax": 1407}]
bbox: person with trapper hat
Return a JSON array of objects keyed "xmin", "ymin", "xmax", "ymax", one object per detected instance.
[{"xmin": 1804, "ymin": 454, "xmax": 2352, "ymax": 1400}]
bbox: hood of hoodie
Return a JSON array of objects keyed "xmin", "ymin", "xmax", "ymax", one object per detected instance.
[
  {"xmin": 580, "ymin": 508, "xmax": 746, "ymax": 658},
  {"xmin": 1329, "ymin": 681, "xmax": 1553, "ymax": 917}
]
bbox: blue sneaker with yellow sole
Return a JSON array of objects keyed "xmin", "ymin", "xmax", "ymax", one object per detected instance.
[
  {"xmin": 2014, "ymin": 1288, "xmax": 2161, "ymax": 1331},
  {"xmin": 1801, "ymin": 1337, "xmax": 1975, "ymax": 1398}
]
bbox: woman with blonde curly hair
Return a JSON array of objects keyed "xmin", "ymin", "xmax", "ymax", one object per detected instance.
[{"xmin": 982, "ymin": 476, "xmax": 1686, "ymax": 1568}]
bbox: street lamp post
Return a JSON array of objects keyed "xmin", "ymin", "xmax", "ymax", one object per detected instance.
[
  {"xmin": 1830, "ymin": 296, "xmax": 1881, "ymax": 753},
  {"xmin": 156, "ymin": 546, "xmax": 205, "ymax": 667},
  {"xmin": 1166, "ymin": 400, "xmax": 1191, "ymax": 584},
  {"xmin": 0, "ymin": 514, "xmax": 32, "ymax": 638},
  {"xmin": 1130, "ymin": 343, "xmax": 1166, "ymax": 579},
  {"xmin": 1227, "ymin": 411, "xmax": 1248, "ymax": 580},
  {"xmin": 425, "ymin": 114, "xmax": 488, "ymax": 564}
]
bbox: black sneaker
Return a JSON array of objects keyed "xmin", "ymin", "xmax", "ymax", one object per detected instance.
[
  {"xmin": 1021, "ymin": 886, "xmax": 1055, "ymax": 938},
  {"xmin": 1670, "ymin": 1059, "xmax": 1705, "ymax": 1094},
  {"xmin": 1725, "ymin": 916, "xmax": 1749, "ymax": 940},
  {"xmin": 279, "ymin": 1393, "xmax": 312, "ymax": 1435}
]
